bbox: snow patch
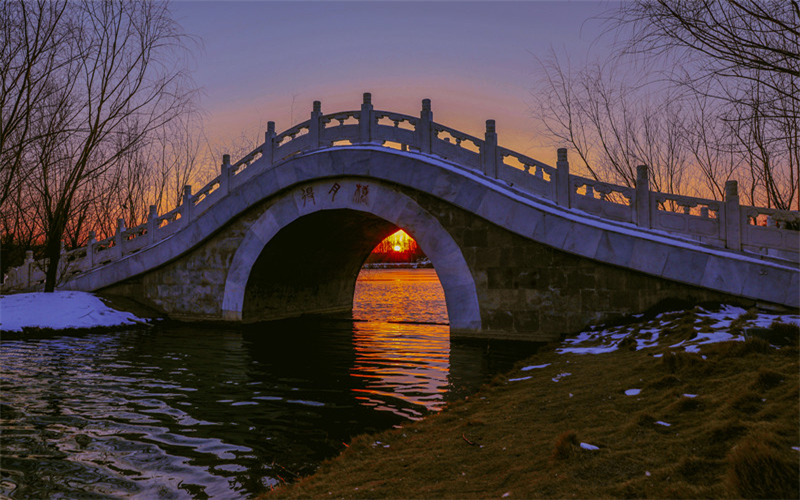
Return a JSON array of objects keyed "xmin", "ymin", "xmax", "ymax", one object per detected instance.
[
  {"xmin": 551, "ymin": 372, "xmax": 571, "ymax": 382},
  {"xmin": 0, "ymin": 291, "xmax": 148, "ymax": 332},
  {"xmin": 520, "ymin": 363, "xmax": 550, "ymax": 371},
  {"xmin": 625, "ymin": 389, "xmax": 641, "ymax": 396},
  {"xmin": 580, "ymin": 442, "xmax": 599, "ymax": 451}
]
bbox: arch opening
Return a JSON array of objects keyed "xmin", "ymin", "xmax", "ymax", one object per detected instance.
[
  {"xmin": 354, "ymin": 230, "xmax": 449, "ymax": 326},
  {"xmin": 223, "ymin": 179, "xmax": 482, "ymax": 333},
  {"xmin": 242, "ymin": 210, "xmax": 398, "ymax": 322}
]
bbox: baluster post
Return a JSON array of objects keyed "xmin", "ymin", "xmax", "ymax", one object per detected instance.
[
  {"xmin": 310, "ymin": 100, "xmax": 322, "ymax": 149},
  {"xmin": 147, "ymin": 205, "xmax": 158, "ymax": 244},
  {"xmin": 114, "ymin": 218, "xmax": 125, "ymax": 259},
  {"xmin": 359, "ymin": 92, "xmax": 374, "ymax": 143},
  {"xmin": 24, "ymin": 250, "xmax": 33, "ymax": 288},
  {"xmin": 58, "ymin": 242, "xmax": 66, "ymax": 278},
  {"xmin": 556, "ymin": 148, "xmax": 570, "ymax": 207},
  {"xmin": 635, "ymin": 164, "xmax": 651, "ymax": 228},
  {"xmin": 86, "ymin": 231, "xmax": 96, "ymax": 268},
  {"xmin": 482, "ymin": 120, "xmax": 498, "ymax": 178},
  {"xmin": 264, "ymin": 121, "xmax": 275, "ymax": 165},
  {"xmin": 418, "ymin": 98, "xmax": 432, "ymax": 154},
  {"xmin": 182, "ymin": 185, "xmax": 193, "ymax": 226},
  {"xmin": 724, "ymin": 180, "xmax": 741, "ymax": 250},
  {"xmin": 220, "ymin": 154, "xmax": 231, "ymax": 196}
]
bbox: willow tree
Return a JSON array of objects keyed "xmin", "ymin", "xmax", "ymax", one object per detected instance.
[{"xmin": 1, "ymin": 0, "xmax": 197, "ymax": 291}]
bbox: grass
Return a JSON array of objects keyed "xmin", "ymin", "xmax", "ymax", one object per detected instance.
[{"xmin": 264, "ymin": 315, "xmax": 799, "ymax": 499}]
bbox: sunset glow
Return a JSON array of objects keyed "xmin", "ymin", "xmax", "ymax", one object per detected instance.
[
  {"xmin": 376, "ymin": 229, "xmax": 417, "ymax": 254},
  {"xmin": 365, "ymin": 229, "xmax": 425, "ymax": 264}
]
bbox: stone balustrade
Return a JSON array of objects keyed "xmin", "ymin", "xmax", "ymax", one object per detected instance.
[{"xmin": 3, "ymin": 93, "xmax": 799, "ymax": 292}]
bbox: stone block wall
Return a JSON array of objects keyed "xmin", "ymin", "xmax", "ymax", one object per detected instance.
[{"xmin": 400, "ymin": 187, "xmax": 751, "ymax": 341}]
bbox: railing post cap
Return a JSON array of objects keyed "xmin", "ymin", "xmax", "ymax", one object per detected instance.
[
  {"xmin": 183, "ymin": 184, "xmax": 192, "ymax": 195},
  {"xmin": 637, "ymin": 164, "xmax": 649, "ymax": 178},
  {"xmin": 362, "ymin": 92, "xmax": 372, "ymax": 105},
  {"xmin": 422, "ymin": 98, "xmax": 431, "ymax": 112},
  {"xmin": 725, "ymin": 180, "xmax": 738, "ymax": 198},
  {"xmin": 117, "ymin": 218, "xmax": 125, "ymax": 229},
  {"xmin": 557, "ymin": 148, "xmax": 568, "ymax": 161},
  {"xmin": 149, "ymin": 204, "xmax": 158, "ymax": 213},
  {"xmin": 485, "ymin": 119, "xmax": 496, "ymax": 134},
  {"xmin": 222, "ymin": 154, "xmax": 230, "ymax": 165},
  {"xmin": 267, "ymin": 121, "xmax": 275, "ymax": 133},
  {"xmin": 313, "ymin": 100, "xmax": 321, "ymax": 113},
  {"xmin": 25, "ymin": 250, "xmax": 33, "ymax": 261}
]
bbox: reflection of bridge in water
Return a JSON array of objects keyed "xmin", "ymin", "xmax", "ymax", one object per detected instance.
[{"xmin": 5, "ymin": 93, "xmax": 798, "ymax": 341}]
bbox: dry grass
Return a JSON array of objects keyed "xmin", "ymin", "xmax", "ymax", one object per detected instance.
[{"xmin": 264, "ymin": 328, "xmax": 799, "ymax": 499}]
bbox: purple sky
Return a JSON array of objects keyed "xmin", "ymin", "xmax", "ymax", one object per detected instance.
[{"xmin": 171, "ymin": 1, "xmax": 613, "ymax": 164}]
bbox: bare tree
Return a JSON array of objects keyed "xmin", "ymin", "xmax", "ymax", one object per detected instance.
[
  {"xmin": 608, "ymin": 0, "xmax": 800, "ymax": 209},
  {"xmin": 533, "ymin": 54, "xmax": 692, "ymax": 196},
  {"xmin": 1, "ymin": 0, "xmax": 198, "ymax": 291},
  {"xmin": 0, "ymin": 1, "xmax": 74, "ymax": 209},
  {"xmin": 533, "ymin": 1, "xmax": 799, "ymax": 210}
]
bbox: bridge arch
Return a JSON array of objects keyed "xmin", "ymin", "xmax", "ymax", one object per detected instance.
[{"xmin": 221, "ymin": 178, "xmax": 481, "ymax": 333}]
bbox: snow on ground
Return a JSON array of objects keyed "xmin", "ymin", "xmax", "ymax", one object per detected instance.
[
  {"xmin": 556, "ymin": 304, "xmax": 799, "ymax": 356},
  {"xmin": 521, "ymin": 363, "xmax": 551, "ymax": 371},
  {"xmin": 0, "ymin": 291, "xmax": 148, "ymax": 332}
]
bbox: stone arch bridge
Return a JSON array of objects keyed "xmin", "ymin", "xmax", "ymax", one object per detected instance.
[{"xmin": 5, "ymin": 94, "xmax": 799, "ymax": 340}]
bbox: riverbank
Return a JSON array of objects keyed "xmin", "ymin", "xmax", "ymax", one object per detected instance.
[
  {"xmin": 0, "ymin": 291, "xmax": 157, "ymax": 333},
  {"xmin": 266, "ymin": 305, "xmax": 800, "ymax": 499}
]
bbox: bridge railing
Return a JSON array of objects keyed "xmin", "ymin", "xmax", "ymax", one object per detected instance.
[{"xmin": 3, "ymin": 93, "xmax": 799, "ymax": 292}]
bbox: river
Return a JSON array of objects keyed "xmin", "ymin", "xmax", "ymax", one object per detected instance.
[{"xmin": 0, "ymin": 269, "xmax": 541, "ymax": 499}]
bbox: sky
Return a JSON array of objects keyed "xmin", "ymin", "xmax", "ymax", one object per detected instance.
[{"xmin": 170, "ymin": 1, "xmax": 614, "ymax": 165}]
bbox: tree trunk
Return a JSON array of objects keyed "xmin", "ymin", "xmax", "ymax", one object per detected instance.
[{"xmin": 43, "ymin": 215, "xmax": 66, "ymax": 292}]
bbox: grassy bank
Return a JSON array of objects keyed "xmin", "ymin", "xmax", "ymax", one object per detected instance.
[{"xmin": 266, "ymin": 307, "xmax": 799, "ymax": 499}]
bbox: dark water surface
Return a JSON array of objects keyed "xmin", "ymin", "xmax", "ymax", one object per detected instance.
[{"xmin": 0, "ymin": 269, "xmax": 541, "ymax": 499}]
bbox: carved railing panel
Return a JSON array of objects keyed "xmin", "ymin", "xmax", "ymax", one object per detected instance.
[
  {"xmin": 231, "ymin": 145, "xmax": 264, "ymax": 176},
  {"xmin": 651, "ymin": 193, "xmax": 723, "ymax": 244},
  {"xmin": 321, "ymin": 112, "xmax": 360, "ymax": 146},
  {"xmin": 431, "ymin": 124, "xmax": 482, "ymax": 170},
  {"xmin": 273, "ymin": 121, "xmax": 311, "ymax": 162},
  {"xmin": 92, "ymin": 236, "xmax": 117, "ymax": 265},
  {"xmin": 742, "ymin": 206, "xmax": 800, "ymax": 256},
  {"xmin": 497, "ymin": 147, "xmax": 555, "ymax": 200},
  {"xmin": 375, "ymin": 111, "xmax": 418, "ymax": 150},
  {"xmin": 570, "ymin": 176, "xmax": 635, "ymax": 223}
]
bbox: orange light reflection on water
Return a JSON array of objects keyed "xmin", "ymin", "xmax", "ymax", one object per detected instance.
[{"xmin": 350, "ymin": 270, "xmax": 450, "ymax": 419}]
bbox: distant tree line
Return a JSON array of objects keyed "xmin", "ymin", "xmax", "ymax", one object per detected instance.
[
  {"xmin": 366, "ymin": 230, "xmax": 426, "ymax": 264},
  {"xmin": 1, "ymin": 0, "xmax": 203, "ymax": 291},
  {"xmin": 533, "ymin": 0, "xmax": 798, "ymax": 211}
]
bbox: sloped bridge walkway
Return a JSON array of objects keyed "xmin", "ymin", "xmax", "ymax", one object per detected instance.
[{"xmin": 5, "ymin": 94, "xmax": 798, "ymax": 340}]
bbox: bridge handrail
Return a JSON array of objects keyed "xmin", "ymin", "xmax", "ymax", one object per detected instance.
[{"xmin": 4, "ymin": 93, "xmax": 798, "ymax": 292}]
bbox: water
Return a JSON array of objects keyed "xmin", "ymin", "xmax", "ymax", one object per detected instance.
[{"xmin": 0, "ymin": 269, "xmax": 541, "ymax": 498}]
